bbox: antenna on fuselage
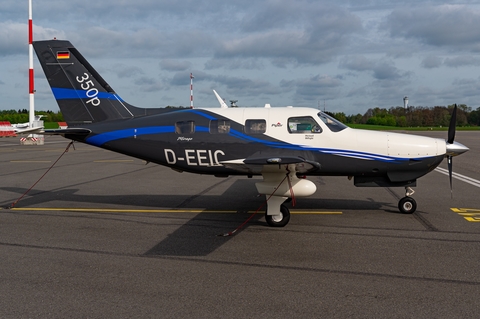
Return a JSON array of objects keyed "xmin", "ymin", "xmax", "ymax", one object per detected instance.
[{"xmin": 213, "ymin": 90, "xmax": 228, "ymax": 108}]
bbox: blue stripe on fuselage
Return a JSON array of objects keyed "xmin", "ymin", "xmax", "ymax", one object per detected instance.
[
  {"xmin": 87, "ymin": 126, "xmax": 175, "ymax": 146},
  {"xmin": 84, "ymin": 109, "xmax": 416, "ymax": 163},
  {"xmin": 51, "ymin": 87, "xmax": 124, "ymax": 101},
  {"xmin": 86, "ymin": 126, "xmax": 209, "ymax": 146}
]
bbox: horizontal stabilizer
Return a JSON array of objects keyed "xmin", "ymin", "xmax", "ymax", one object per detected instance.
[{"xmin": 42, "ymin": 128, "xmax": 92, "ymax": 136}]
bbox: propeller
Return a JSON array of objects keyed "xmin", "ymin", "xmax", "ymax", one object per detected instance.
[{"xmin": 446, "ymin": 104, "xmax": 457, "ymax": 197}]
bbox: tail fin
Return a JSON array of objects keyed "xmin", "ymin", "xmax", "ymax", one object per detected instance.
[{"xmin": 33, "ymin": 40, "xmax": 145, "ymax": 126}]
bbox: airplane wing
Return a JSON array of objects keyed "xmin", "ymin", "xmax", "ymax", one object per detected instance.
[
  {"xmin": 221, "ymin": 155, "xmax": 321, "ymax": 174},
  {"xmin": 14, "ymin": 127, "xmax": 45, "ymax": 134}
]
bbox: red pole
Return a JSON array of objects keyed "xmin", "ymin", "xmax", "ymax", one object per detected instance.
[{"xmin": 190, "ymin": 73, "xmax": 194, "ymax": 109}]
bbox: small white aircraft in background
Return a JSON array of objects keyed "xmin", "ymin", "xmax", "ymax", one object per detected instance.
[
  {"xmin": 33, "ymin": 39, "xmax": 469, "ymax": 227},
  {"xmin": 11, "ymin": 115, "xmax": 44, "ymax": 134}
]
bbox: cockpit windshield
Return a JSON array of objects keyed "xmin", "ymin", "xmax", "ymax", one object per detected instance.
[{"xmin": 317, "ymin": 112, "xmax": 348, "ymax": 132}]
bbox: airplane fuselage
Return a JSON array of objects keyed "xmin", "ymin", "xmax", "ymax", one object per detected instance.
[{"xmin": 67, "ymin": 107, "xmax": 445, "ymax": 186}]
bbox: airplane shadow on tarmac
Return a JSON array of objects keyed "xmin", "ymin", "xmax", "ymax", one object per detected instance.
[{"xmin": 0, "ymin": 179, "xmax": 392, "ymax": 257}]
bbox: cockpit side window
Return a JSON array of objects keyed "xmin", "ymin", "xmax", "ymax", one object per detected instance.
[
  {"xmin": 317, "ymin": 112, "xmax": 348, "ymax": 132},
  {"xmin": 288, "ymin": 116, "xmax": 322, "ymax": 133}
]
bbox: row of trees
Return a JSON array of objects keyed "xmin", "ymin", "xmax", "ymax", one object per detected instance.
[
  {"xmin": 0, "ymin": 109, "xmax": 64, "ymax": 123},
  {"xmin": 328, "ymin": 105, "xmax": 480, "ymax": 127}
]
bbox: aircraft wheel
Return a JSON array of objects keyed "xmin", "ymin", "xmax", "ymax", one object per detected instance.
[
  {"xmin": 265, "ymin": 204, "xmax": 290, "ymax": 227},
  {"xmin": 398, "ymin": 197, "xmax": 417, "ymax": 214}
]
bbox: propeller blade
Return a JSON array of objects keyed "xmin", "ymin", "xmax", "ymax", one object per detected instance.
[
  {"xmin": 447, "ymin": 155, "xmax": 453, "ymax": 198},
  {"xmin": 447, "ymin": 104, "xmax": 457, "ymax": 144}
]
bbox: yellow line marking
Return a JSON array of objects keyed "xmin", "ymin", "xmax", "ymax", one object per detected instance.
[
  {"xmin": 450, "ymin": 208, "xmax": 480, "ymax": 223},
  {"xmin": 7, "ymin": 207, "xmax": 342, "ymax": 215},
  {"xmin": 10, "ymin": 160, "xmax": 52, "ymax": 163},
  {"xmin": 249, "ymin": 210, "xmax": 342, "ymax": 215},
  {"xmin": 451, "ymin": 208, "xmax": 480, "ymax": 213},
  {"xmin": 293, "ymin": 210, "xmax": 342, "ymax": 215}
]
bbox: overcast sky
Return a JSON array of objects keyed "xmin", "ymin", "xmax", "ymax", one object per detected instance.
[{"xmin": 2, "ymin": 0, "xmax": 480, "ymax": 115}]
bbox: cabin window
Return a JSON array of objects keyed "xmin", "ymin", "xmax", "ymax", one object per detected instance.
[
  {"xmin": 288, "ymin": 116, "xmax": 322, "ymax": 133},
  {"xmin": 209, "ymin": 119, "xmax": 231, "ymax": 134},
  {"xmin": 175, "ymin": 120, "xmax": 195, "ymax": 134},
  {"xmin": 245, "ymin": 119, "xmax": 266, "ymax": 134}
]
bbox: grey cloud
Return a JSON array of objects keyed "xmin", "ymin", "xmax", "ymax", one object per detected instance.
[
  {"xmin": 450, "ymin": 77, "xmax": 480, "ymax": 103},
  {"xmin": 385, "ymin": 5, "xmax": 480, "ymax": 50},
  {"xmin": 110, "ymin": 64, "xmax": 144, "ymax": 78},
  {"xmin": 279, "ymin": 79, "xmax": 296, "ymax": 90},
  {"xmin": 170, "ymin": 71, "xmax": 283, "ymax": 97},
  {"xmin": 215, "ymin": 4, "xmax": 362, "ymax": 65},
  {"xmin": 134, "ymin": 76, "xmax": 164, "ymax": 92},
  {"xmin": 0, "ymin": 22, "xmax": 25, "ymax": 56},
  {"xmin": 0, "ymin": 22, "xmax": 64, "ymax": 56},
  {"xmin": 420, "ymin": 55, "xmax": 480, "ymax": 69},
  {"xmin": 294, "ymin": 74, "xmax": 343, "ymax": 102},
  {"xmin": 204, "ymin": 58, "xmax": 264, "ymax": 70},
  {"xmin": 339, "ymin": 55, "xmax": 374, "ymax": 71},
  {"xmin": 160, "ymin": 59, "xmax": 192, "ymax": 71},
  {"xmin": 171, "ymin": 71, "xmax": 207, "ymax": 86},
  {"xmin": 65, "ymin": 26, "xmax": 216, "ymax": 59},
  {"xmin": 240, "ymin": 1, "xmax": 305, "ymax": 32},
  {"xmin": 421, "ymin": 55, "xmax": 443, "ymax": 69},
  {"xmin": 340, "ymin": 56, "xmax": 405, "ymax": 80},
  {"xmin": 372, "ymin": 61, "xmax": 402, "ymax": 80},
  {"xmin": 444, "ymin": 56, "xmax": 480, "ymax": 67}
]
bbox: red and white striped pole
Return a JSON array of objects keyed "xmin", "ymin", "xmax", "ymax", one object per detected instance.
[
  {"xmin": 28, "ymin": 0, "xmax": 35, "ymax": 127},
  {"xmin": 190, "ymin": 73, "xmax": 194, "ymax": 109}
]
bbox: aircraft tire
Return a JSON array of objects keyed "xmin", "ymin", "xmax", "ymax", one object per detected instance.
[
  {"xmin": 265, "ymin": 204, "xmax": 290, "ymax": 227},
  {"xmin": 398, "ymin": 197, "xmax": 417, "ymax": 214}
]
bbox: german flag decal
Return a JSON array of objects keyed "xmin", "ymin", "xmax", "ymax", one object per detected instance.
[{"xmin": 56, "ymin": 51, "xmax": 70, "ymax": 59}]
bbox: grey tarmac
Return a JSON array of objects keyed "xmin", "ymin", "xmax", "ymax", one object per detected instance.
[{"xmin": 1, "ymin": 132, "xmax": 479, "ymax": 318}]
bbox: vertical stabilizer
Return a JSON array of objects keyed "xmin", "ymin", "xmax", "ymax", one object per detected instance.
[{"xmin": 33, "ymin": 40, "xmax": 140, "ymax": 126}]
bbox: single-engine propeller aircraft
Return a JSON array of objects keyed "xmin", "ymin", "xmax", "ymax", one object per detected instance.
[{"xmin": 33, "ymin": 39, "xmax": 469, "ymax": 227}]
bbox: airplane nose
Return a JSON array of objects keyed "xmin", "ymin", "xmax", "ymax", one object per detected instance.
[{"xmin": 446, "ymin": 141, "xmax": 469, "ymax": 156}]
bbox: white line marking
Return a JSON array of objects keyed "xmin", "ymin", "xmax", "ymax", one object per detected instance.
[{"xmin": 435, "ymin": 167, "xmax": 480, "ymax": 188}]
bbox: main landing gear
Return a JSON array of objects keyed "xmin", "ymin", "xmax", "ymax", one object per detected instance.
[
  {"xmin": 256, "ymin": 165, "xmax": 316, "ymax": 228},
  {"xmin": 265, "ymin": 204, "xmax": 290, "ymax": 227},
  {"xmin": 398, "ymin": 187, "xmax": 417, "ymax": 214}
]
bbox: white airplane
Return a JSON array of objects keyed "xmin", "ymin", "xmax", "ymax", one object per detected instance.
[
  {"xmin": 33, "ymin": 39, "xmax": 469, "ymax": 227},
  {"xmin": 11, "ymin": 115, "xmax": 44, "ymax": 134}
]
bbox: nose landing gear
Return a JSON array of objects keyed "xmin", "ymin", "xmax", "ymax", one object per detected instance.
[{"xmin": 398, "ymin": 187, "xmax": 416, "ymax": 214}]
